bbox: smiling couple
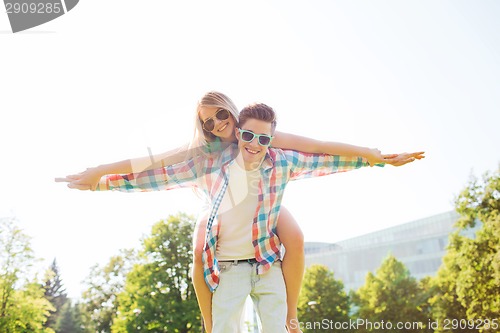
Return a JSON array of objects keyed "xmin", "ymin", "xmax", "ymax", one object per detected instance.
[{"xmin": 57, "ymin": 92, "xmax": 424, "ymax": 332}]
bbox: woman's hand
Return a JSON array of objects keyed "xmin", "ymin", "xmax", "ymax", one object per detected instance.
[
  {"xmin": 382, "ymin": 151, "xmax": 425, "ymax": 167},
  {"xmin": 55, "ymin": 167, "xmax": 104, "ymax": 190}
]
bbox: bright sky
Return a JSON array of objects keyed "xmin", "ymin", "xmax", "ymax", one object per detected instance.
[{"xmin": 1, "ymin": 1, "xmax": 499, "ymax": 299}]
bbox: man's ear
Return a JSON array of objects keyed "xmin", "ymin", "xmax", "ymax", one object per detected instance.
[{"xmin": 234, "ymin": 127, "xmax": 240, "ymax": 141}]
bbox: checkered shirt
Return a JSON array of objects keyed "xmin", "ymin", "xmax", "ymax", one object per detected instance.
[{"xmin": 96, "ymin": 144, "xmax": 370, "ymax": 291}]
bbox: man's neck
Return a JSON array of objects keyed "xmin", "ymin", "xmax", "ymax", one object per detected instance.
[{"xmin": 244, "ymin": 161, "xmax": 263, "ymax": 171}]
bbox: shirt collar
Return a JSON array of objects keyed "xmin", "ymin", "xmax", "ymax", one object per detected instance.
[{"xmin": 261, "ymin": 148, "xmax": 276, "ymax": 171}]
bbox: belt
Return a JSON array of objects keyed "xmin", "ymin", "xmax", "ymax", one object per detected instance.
[{"xmin": 218, "ymin": 258, "xmax": 258, "ymax": 265}]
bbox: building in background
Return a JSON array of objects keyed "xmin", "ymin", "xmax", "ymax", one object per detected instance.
[{"xmin": 305, "ymin": 211, "xmax": 479, "ymax": 291}]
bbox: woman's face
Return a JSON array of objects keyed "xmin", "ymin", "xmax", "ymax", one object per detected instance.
[{"xmin": 198, "ymin": 106, "xmax": 237, "ymax": 142}]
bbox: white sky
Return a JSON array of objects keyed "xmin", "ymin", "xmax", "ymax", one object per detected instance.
[{"xmin": 1, "ymin": 1, "xmax": 499, "ymax": 298}]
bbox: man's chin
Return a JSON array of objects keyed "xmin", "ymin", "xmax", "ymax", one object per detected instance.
[
  {"xmin": 243, "ymin": 150, "xmax": 259, "ymax": 160},
  {"xmin": 243, "ymin": 156, "xmax": 264, "ymax": 169}
]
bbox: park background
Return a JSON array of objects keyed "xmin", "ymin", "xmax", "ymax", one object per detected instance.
[{"xmin": 1, "ymin": 0, "xmax": 499, "ymax": 307}]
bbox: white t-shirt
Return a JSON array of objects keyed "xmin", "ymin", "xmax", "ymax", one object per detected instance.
[{"xmin": 216, "ymin": 159, "xmax": 261, "ymax": 261}]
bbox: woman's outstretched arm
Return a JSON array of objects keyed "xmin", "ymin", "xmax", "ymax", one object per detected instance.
[
  {"xmin": 55, "ymin": 144, "xmax": 191, "ymax": 190},
  {"xmin": 272, "ymin": 131, "xmax": 424, "ymax": 166}
]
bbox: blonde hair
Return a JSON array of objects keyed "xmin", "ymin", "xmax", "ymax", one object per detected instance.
[
  {"xmin": 185, "ymin": 91, "xmax": 239, "ymax": 202},
  {"xmin": 188, "ymin": 91, "xmax": 239, "ymax": 157}
]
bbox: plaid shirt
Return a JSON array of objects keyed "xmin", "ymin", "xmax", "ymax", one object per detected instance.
[{"xmin": 97, "ymin": 144, "xmax": 370, "ymax": 292}]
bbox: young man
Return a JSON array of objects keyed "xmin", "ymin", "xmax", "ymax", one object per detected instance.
[
  {"xmin": 206, "ymin": 103, "xmax": 373, "ymax": 332},
  {"xmin": 62, "ymin": 104, "xmax": 421, "ymax": 332}
]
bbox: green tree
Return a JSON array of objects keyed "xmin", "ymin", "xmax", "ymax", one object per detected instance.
[
  {"xmin": 80, "ymin": 249, "xmax": 136, "ymax": 333},
  {"xmin": 297, "ymin": 265, "xmax": 351, "ymax": 333},
  {"xmin": 428, "ymin": 234, "xmax": 474, "ymax": 333},
  {"xmin": 352, "ymin": 255, "xmax": 430, "ymax": 332},
  {"xmin": 43, "ymin": 258, "xmax": 69, "ymax": 330},
  {"xmin": 1, "ymin": 217, "xmax": 33, "ymax": 321},
  {"xmin": 0, "ymin": 217, "xmax": 54, "ymax": 332},
  {"xmin": 71, "ymin": 302, "xmax": 88, "ymax": 333},
  {"xmin": 430, "ymin": 167, "xmax": 500, "ymax": 332},
  {"xmin": 5, "ymin": 281, "xmax": 56, "ymax": 333},
  {"xmin": 112, "ymin": 213, "xmax": 201, "ymax": 333},
  {"xmin": 56, "ymin": 301, "xmax": 85, "ymax": 333}
]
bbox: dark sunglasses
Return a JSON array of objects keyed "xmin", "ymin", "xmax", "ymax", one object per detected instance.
[
  {"xmin": 202, "ymin": 109, "xmax": 231, "ymax": 132},
  {"xmin": 238, "ymin": 128, "xmax": 273, "ymax": 147}
]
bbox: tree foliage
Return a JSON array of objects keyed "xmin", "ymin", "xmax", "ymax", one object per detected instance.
[
  {"xmin": 111, "ymin": 213, "xmax": 201, "ymax": 333},
  {"xmin": 56, "ymin": 301, "xmax": 85, "ymax": 333},
  {"xmin": 80, "ymin": 249, "xmax": 136, "ymax": 333},
  {"xmin": 430, "ymin": 167, "xmax": 500, "ymax": 332},
  {"xmin": 352, "ymin": 255, "xmax": 430, "ymax": 332},
  {"xmin": 0, "ymin": 217, "xmax": 54, "ymax": 332},
  {"xmin": 297, "ymin": 265, "xmax": 351, "ymax": 333},
  {"xmin": 43, "ymin": 258, "xmax": 69, "ymax": 330}
]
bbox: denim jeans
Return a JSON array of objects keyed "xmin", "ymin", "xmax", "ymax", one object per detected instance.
[{"xmin": 212, "ymin": 260, "xmax": 287, "ymax": 333}]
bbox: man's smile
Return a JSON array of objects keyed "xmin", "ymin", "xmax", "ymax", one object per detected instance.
[{"xmin": 245, "ymin": 147, "xmax": 260, "ymax": 154}]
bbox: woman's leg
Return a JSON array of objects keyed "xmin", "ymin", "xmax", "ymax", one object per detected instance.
[
  {"xmin": 192, "ymin": 215, "xmax": 213, "ymax": 333},
  {"xmin": 276, "ymin": 206, "xmax": 305, "ymax": 333}
]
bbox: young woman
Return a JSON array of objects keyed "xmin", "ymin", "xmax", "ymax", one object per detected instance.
[{"xmin": 59, "ymin": 91, "xmax": 423, "ymax": 332}]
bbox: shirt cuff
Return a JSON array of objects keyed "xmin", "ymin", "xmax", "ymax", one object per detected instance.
[{"xmin": 95, "ymin": 176, "xmax": 109, "ymax": 191}]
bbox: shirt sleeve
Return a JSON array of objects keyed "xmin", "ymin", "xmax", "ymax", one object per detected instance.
[
  {"xmin": 284, "ymin": 150, "xmax": 370, "ymax": 181},
  {"xmin": 95, "ymin": 158, "xmax": 201, "ymax": 192}
]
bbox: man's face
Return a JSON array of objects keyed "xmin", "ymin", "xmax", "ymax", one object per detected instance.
[{"xmin": 235, "ymin": 118, "xmax": 273, "ymax": 170}]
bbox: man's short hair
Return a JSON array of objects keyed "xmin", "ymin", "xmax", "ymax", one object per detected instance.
[{"xmin": 239, "ymin": 103, "xmax": 277, "ymax": 133}]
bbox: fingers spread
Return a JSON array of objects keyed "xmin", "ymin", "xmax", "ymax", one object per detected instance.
[
  {"xmin": 409, "ymin": 151, "xmax": 425, "ymax": 159},
  {"xmin": 67, "ymin": 183, "xmax": 91, "ymax": 190},
  {"xmin": 54, "ymin": 177, "xmax": 71, "ymax": 182}
]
